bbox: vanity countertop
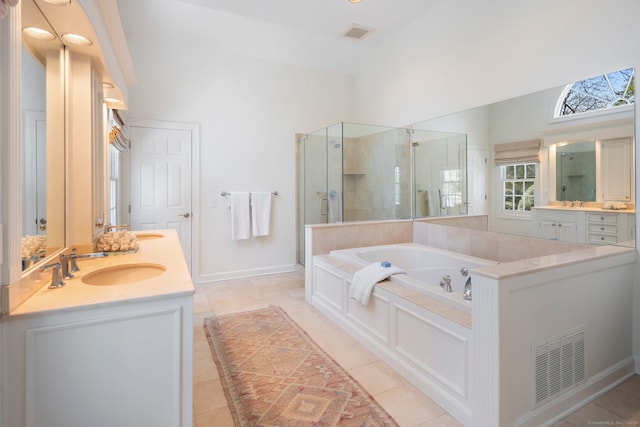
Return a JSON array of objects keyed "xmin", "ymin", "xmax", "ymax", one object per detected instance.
[
  {"xmin": 7, "ymin": 229, "xmax": 194, "ymax": 318},
  {"xmin": 533, "ymin": 205, "xmax": 635, "ymax": 214}
]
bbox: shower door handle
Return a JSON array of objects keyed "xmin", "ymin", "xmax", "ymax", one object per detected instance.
[{"xmin": 320, "ymin": 198, "xmax": 328, "ymax": 216}]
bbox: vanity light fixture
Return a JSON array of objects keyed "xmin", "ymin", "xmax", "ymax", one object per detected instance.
[
  {"xmin": 41, "ymin": 0, "xmax": 72, "ymax": 4},
  {"xmin": 103, "ymin": 82, "xmax": 115, "ymax": 89},
  {"xmin": 22, "ymin": 27, "xmax": 56, "ymax": 41},
  {"xmin": 104, "ymin": 97, "xmax": 122, "ymax": 104},
  {"xmin": 348, "ymin": 0, "xmax": 364, "ymax": 3},
  {"xmin": 60, "ymin": 33, "xmax": 93, "ymax": 46}
]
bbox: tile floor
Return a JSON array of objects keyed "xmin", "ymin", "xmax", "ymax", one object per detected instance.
[{"xmin": 192, "ymin": 270, "xmax": 640, "ymax": 426}]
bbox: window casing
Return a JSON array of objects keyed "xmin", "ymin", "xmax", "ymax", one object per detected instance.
[
  {"xmin": 501, "ymin": 163, "xmax": 536, "ymax": 213},
  {"xmin": 556, "ymin": 68, "xmax": 635, "ymax": 118}
]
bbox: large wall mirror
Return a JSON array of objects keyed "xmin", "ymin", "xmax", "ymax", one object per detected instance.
[
  {"xmin": 412, "ymin": 68, "xmax": 635, "ymax": 248},
  {"xmin": 20, "ymin": 0, "xmax": 66, "ymax": 271}
]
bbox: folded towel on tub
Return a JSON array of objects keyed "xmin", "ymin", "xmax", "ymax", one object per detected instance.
[{"xmin": 349, "ymin": 262, "xmax": 404, "ymax": 305}]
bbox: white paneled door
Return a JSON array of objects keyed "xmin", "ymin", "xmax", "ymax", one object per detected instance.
[{"xmin": 130, "ymin": 125, "xmax": 193, "ymax": 271}]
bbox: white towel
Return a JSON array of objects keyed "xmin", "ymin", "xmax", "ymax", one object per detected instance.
[
  {"xmin": 251, "ymin": 192, "xmax": 272, "ymax": 236},
  {"xmin": 349, "ymin": 262, "xmax": 404, "ymax": 305},
  {"xmin": 230, "ymin": 192, "xmax": 250, "ymax": 240}
]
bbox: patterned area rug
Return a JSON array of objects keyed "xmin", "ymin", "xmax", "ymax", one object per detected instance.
[{"xmin": 204, "ymin": 305, "xmax": 398, "ymax": 426}]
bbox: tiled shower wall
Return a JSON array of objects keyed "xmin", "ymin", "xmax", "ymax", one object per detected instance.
[{"xmin": 343, "ymin": 128, "xmax": 411, "ymax": 221}]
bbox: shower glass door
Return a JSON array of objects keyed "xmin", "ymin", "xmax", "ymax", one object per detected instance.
[
  {"xmin": 326, "ymin": 123, "xmax": 344, "ymax": 223},
  {"xmin": 304, "ymin": 128, "xmax": 329, "ymax": 228}
]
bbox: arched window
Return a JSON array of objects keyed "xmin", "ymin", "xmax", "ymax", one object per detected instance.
[{"xmin": 556, "ymin": 68, "xmax": 634, "ymax": 117}]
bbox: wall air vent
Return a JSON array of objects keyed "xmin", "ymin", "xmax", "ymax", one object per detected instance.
[
  {"xmin": 532, "ymin": 326, "xmax": 586, "ymax": 408},
  {"xmin": 342, "ymin": 24, "xmax": 373, "ymax": 40}
]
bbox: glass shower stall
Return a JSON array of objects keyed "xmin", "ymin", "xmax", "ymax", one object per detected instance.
[
  {"xmin": 297, "ymin": 122, "xmax": 412, "ymax": 264},
  {"xmin": 297, "ymin": 122, "xmax": 468, "ymax": 265}
]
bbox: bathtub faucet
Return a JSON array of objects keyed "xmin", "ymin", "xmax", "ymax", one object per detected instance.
[
  {"xmin": 463, "ymin": 277, "xmax": 472, "ymax": 301},
  {"xmin": 440, "ymin": 275, "xmax": 452, "ymax": 293}
]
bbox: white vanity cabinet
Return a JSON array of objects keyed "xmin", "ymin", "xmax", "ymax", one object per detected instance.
[
  {"xmin": 4, "ymin": 296, "xmax": 193, "ymax": 427},
  {"xmin": 533, "ymin": 208, "xmax": 585, "ymax": 243},
  {"xmin": 600, "ymin": 137, "xmax": 633, "ymax": 202},
  {"xmin": 534, "ymin": 207, "xmax": 634, "ymax": 245},
  {"xmin": 587, "ymin": 211, "xmax": 634, "ymax": 245},
  {"xmin": 2, "ymin": 230, "xmax": 194, "ymax": 427}
]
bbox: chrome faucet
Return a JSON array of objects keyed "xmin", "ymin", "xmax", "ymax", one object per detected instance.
[
  {"xmin": 40, "ymin": 262, "xmax": 65, "ymax": 289},
  {"xmin": 460, "ymin": 267, "xmax": 469, "ymax": 277},
  {"xmin": 463, "ymin": 277, "xmax": 472, "ymax": 301},
  {"xmin": 105, "ymin": 224, "xmax": 130, "ymax": 232},
  {"xmin": 440, "ymin": 275, "xmax": 452, "ymax": 293},
  {"xmin": 60, "ymin": 250, "xmax": 107, "ymax": 279}
]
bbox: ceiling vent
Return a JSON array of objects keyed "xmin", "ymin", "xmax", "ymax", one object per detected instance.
[{"xmin": 342, "ymin": 24, "xmax": 373, "ymax": 40}]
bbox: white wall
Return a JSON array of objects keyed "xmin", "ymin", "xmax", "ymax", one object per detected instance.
[
  {"xmin": 124, "ymin": 35, "xmax": 355, "ymax": 282},
  {"xmin": 353, "ymin": 0, "xmax": 640, "ymax": 126}
]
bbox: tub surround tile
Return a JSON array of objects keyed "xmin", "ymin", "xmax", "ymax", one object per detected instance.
[
  {"xmin": 412, "ymin": 220, "xmax": 591, "ymax": 264},
  {"xmin": 309, "ymin": 220, "xmax": 413, "ymax": 256}
]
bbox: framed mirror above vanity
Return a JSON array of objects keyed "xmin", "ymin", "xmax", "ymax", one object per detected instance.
[{"xmin": 20, "ymin": 0, "xmax": 66, "ymax": 271}]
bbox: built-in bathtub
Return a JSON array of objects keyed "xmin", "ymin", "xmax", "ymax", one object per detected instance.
[
  {"xmin": 330, "ymin": 243, "xmax": 498, "ymax": 312},
  {"xmin": 307, "ymin": 220, "xmax": 636, "ymax": 426},
  {"xmin": 312, "ymin": 243, "xmax": 490, "ymax": 424}
]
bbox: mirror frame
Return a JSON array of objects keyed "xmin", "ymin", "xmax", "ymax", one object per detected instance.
[
  {"xmin": 1, "ymin": 5, "xmax": 67, "ymax": 313},
  {"xmin": 2, "ymin": 7, "xmax": 26, "ymax": 286}
]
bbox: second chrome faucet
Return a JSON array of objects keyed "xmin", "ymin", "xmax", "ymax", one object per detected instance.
[{"xmin": 59, "ymin": 249, "xmax": 107, "ymax": 280}]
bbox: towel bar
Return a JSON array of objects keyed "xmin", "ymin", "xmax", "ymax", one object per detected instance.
[{"xmin": 221, "ymin": 191, "xmax": 279, "ymax": 197}]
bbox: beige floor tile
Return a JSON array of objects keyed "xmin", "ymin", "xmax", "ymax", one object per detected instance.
[
  {"xmin": 348, "ymin": 360, "xmax": 408, "ymax": 395},
  {"xmin": 194, "ymin": 405, "xmax": 235, "ymax": 427},
  {"xmin": 416, "ymin": 413, "xmax": 464, "ymax": 427},
  {"xmin": 555, "ymin": 403, "xmax": 624, "ymax": 426},
  {"xmin": 374, "ymin": 384, "xmax": 445, "ymax": 426},
  {"xmin": 593, "ymin": 387, "xmax": 640, "ymax": 421},
  {"xmin": 193, "ymin": 378, "xmax": 228, "ymax": 415}
]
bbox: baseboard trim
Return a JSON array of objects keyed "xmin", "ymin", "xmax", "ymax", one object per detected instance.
[{"xmin": 198, "ymin": 264, "xmax": 297, "ymax": 283}]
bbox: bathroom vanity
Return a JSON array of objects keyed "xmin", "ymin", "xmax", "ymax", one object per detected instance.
[
  {"xmin": 1, "ymin": 230, "xmax": 194, "ymax": 427},
  {"xmin": 533, "ymin": 206, "xmax": 635, "ymax": 244}
]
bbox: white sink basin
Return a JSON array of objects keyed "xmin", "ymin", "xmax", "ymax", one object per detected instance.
[{"xmin": 81, "ymin": 263, "xmax": 166, "ymax": 286}]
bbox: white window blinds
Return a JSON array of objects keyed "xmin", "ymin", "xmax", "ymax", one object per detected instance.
[{"xmin": 494, "ymin": 139, "xmax": 541, "ymax": 165}]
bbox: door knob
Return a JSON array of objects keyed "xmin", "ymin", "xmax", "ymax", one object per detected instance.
[{"xmin": 179, "ymin": 213, "xmax": 191, "ymax": 218}]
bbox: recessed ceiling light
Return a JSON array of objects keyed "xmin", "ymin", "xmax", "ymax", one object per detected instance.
[
  {"xmin": 22, "ymin": 27, "xmax": 56, "ymax": 40},
  {"xmin": 60, "ymin": 33, "xmax": 93, "ymax": 46},
  {"xmin": 348, "ymin": 0, "xmax": 364, "ymax": 3},
  {"xmin": 41, "ymin": 0, "xmax": 72, "ymax": 4}
]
